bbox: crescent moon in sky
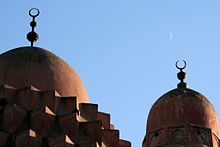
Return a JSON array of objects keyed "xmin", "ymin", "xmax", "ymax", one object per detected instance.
[{"xmin": 169, "ymin": 30, "xmax": 173, "ymax": 41}]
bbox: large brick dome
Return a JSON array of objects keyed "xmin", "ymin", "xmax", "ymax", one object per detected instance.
[
  {"xmin": 0, "ymin": 46, "xmax": 89, "ymax": 103},
  {"xmin": 147, "ymin": 88, "xmax": 218, "ymax": 135},
  {"xmin": 0, "ymin": 46, "xmax": 130, "ymax": 147}
]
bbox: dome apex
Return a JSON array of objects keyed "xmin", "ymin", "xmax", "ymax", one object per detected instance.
[
  {"xmin": 147, "ymin": 88, "xmax": 218, "ymax": 134},
  {"xmin": 0, "ymin": 46, "xmax": 89, "ymax": 103}
]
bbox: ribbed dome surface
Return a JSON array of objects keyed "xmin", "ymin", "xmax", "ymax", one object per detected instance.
[
  {"xmin": 147, "ymin": 88, "xmax": 218, "ymax": 135},
  {"xmin": 0, "ymin": 46, "xmax": 88, "ymax": 103}
]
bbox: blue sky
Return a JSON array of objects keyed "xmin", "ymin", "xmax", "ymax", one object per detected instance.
[{"xmin": 2, "ymin": 1, "xmax": 220, "ymax": 146}]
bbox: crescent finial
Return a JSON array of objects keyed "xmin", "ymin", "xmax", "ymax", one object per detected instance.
[
  {"xmin": 27, "ymin": 8, "xmax": 40, "ymax": 47},
  {"xmin": 176, "ymin": 60, "xmax": 187, "ymax": 88},
  {"xmin": 29, "ymin": 8, "xmax": 40, "ymax": 18},
  {"xmin": 176, "ymin": 60, "xmax": 186, "ymax": 70}
]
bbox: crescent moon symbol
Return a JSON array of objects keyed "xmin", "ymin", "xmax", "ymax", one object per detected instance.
[
  {"xmin": 176, "ymin": 60, "xmax": 187, "ymax": 70},
  {"xmin": 29, "ymin": 8, "xmax": 40, "ymax": 17}
]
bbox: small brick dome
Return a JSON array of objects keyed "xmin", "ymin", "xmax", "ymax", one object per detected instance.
[
  {"xmin": 147, "ymin": 88, "xmax": 218, "ymax": 135},
  {"xmin": 0, "ymin": 46, "xmax": 88, "ymax": 103}
]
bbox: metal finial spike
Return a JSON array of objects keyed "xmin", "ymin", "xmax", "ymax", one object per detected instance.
[
  {"xmin": 176, "ymin": 60, "xmax": 187, "ymax": 88},
  {"xmin": 27, "ymin": 8, "xmax": 40, "ymax": 47}
]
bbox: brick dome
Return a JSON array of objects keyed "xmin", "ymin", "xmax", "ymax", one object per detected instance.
[
  {"xmin": 0, "ymin": 46, "xmax": 131, "ymax": 146},
  {"xmin": 0, "ymin": 46, "xmax": 88, "ymax": 103},
  {"xmin": 147, "ymin": 88, "xmax": 219, "ymax": 135}
]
